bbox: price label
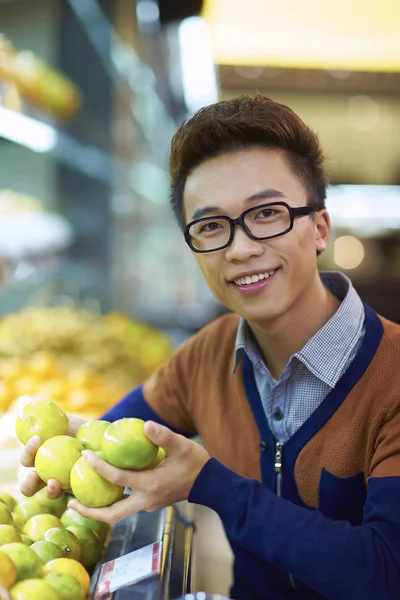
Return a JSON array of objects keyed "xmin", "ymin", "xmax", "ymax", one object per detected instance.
[{"xmin": 94, "ymin": 541, "xmax": 162, "ymax": 599}]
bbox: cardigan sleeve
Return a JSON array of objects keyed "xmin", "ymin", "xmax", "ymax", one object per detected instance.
[
  {"xmin": 100, "ymin": 384, "xmax": 193, "ymax": 436},
  {"xmin": 189, "ymin": 458, "xmax": 400, "ymax": 600}
]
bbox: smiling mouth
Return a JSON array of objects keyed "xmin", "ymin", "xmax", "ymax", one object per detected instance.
[{"xmin": 231, "ymin": 268, "xmax": 280, "ymax": 287}]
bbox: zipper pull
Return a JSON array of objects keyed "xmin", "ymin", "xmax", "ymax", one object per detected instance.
[{"xmin": 274, "ymin": 441, "xmax": 283, "ymax": 473}]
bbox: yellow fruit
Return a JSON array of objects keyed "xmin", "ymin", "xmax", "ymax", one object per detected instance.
[
  {"xmin": 30, "ymin": 540, "xmax": 64, "ymax": 563},
  {"xmin": 33, "ymin": 489, "xmax": 68, "ymax": 518},
  {"xmin": 0, "ymin": 503, "xmax": 13, "ymax": 525},
  {"xmin": 15, "ymin": 399, "xmax": 68, "ymax": 445},
  {"xmin": 20, "ymin": 535, "xmax": 33, "ymax": 546},
  {"xmin": 36, "ymin": 379, "xmax": 66, "ymax": 402},
  {"xmin": 13, "ymin": 376, "xmax": 37, "ymax": 396},
  {"xmin": 0, "ymin": 550, "xmax": 17, "ymax": 590},
  {"xmin": 35, "ymin": 436, "xmax": 83, "ymax": 489},
  {"xmin": 67, "ymin": 368, "xmax": 95, "ymax": 388},
  {"xmin": 44, "ymin": 573, "xmax": 85, "ymax": 600},
  {"xmin": 10, "ymin": 578, "xmax": 59, "ymax": 600},
  {"xmin": 66, "ymin": 525, "xmax": 102, "ymax": 570},
  {"xmin": 29, "ymin": 353, "xmax": 59, "ymax": 379},
  {"xmin": 75, "ymin": 420, "xmax": 110, "ymax": 452},
  {"xmin": 22, "ymin": 514, "xmax": 63, "ymax": 542},
  {"xmin": 0, "ymin": 493, "xmax": 16, "ymax": 512},
  {"xmin": 60, "ymin": 508, "xmax": 110, "ymax": 545},
  {"xmin": 70, "ymin": 455, "xmax": 124, "ymax": 508},
  {"xmin": 0, "ymin": 543, "xmax": 44, "ymax": 580},
  {"xmin": 64, "ymin": 389, "xmax": 90, "ymax": 412},
  {"xmin": 0, "ymin": 360, "xmax": 23, "ymax": 382},
  {"xmin": 149, "ymin": 446, "xmax": 166, "ymax": 468},
  {"xmin": 18, "ymin": 498, "xmax": 48, "ymax": 523},
  {"xmin": 44, "ymin": 558, "xmax": 90, "ymax": 595},
  {"xmin": 41, "ymin": 527, "xmax": 81, "ymax": 561},
  {"xmin": 0, "ymin": 525, "xmax": 22, "ymax": 545},
  {"xmin": 11, "ymin": 512, "xmax": 25, "ymax": 532},
  {"xmin": 101, "ymin": 418, "xmax": 158, "ymax": 469}
]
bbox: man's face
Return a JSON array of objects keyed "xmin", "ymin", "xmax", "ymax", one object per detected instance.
[{"xmin": 183, "ymin": 147, "xmax": 330, "ymax": 325}]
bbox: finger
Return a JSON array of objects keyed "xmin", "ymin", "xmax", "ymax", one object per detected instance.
[
  {"xmin": 20, "ymin": 436, "xmax": 41, "ymax": 467},
  {"xmin": 82, "ymin": 451, "xmax": 154, "ymax": 489},
  {"xmin": 144, "ymin": 421, "xmax": 183, "ymax": 454},
  {"xmin": 68, "ymin": 415, "xmax": 87, "ymax": 436},
  {"xmin": 68, "ymin": 494, "xmax": 143, "ymax": 525},
  {"xmin": 20, "ymin": 470, "xmax": 46, "ymax": 497},
  {"xmin": 46, "ymin": 479, "xmax": 64, "ymax": 499}
]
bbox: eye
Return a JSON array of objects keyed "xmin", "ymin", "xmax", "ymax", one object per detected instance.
[
  {"xmin": 255, "ymin": 208, "xmax": 277, "ymax": 219},
  {"xmin": 198, "ymin": 221, "xmax": 223, "ymax": 234}
]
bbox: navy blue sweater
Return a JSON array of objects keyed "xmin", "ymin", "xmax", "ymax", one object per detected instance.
[{"xmin": 103, "ymin": 307, "xmax": 400, "ymax": 600}]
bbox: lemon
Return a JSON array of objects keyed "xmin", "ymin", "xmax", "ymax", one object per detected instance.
[
  {"xmin": 0, "ymin": 504, "xmax": 13, "ymax": 526},
  {"xmin": 75, "ymin": 420, "xmax": 110, "ymax": 452},
  {"xmin": 149, "ymin": 446, "xmax": 166, "ymax": 468},
  {"xmin": 60, "ymin": 508, "xmax": 110, "ymax": 545},
  {"xmin": 101, "ymin": 418, "xmax": 158, "ymax": 469},
  {"xmin": 0, "ymin": 550, "xmax": 17, "ymax": 590},
  {"xmin": 41, "ymin": 527, "xmax": 81, "ymax": 561},
  {"xmin": 10, "ymin": 578, "xmax": 59, "ymax": 600},
  {"xmin": 44, "ymin": 558, "xmax": 90, "ymax": 595},
  {"xmin": 0, "ymin": 493, "xmax": 16, "ymax": 512},
  {"xmin": 18, "ymin": 498, "xmax": 48, "ymax": 523},
  {"xmin": 23, "ymin": 514, "xmax": 63, "ymax": 542},
  {"xmin": 0, "ymin": 525, "xmax": 22, "ymax": 545},
  {"xmin": 0, "ymin": 543, "xmax": 43, "ymax": 581},
  {"xmin": 70, "ymin": 455, "xmax": 124, "ymax": 508},
  {"xmin": 33, "ymin": 489, "xmax": 68, "ymax": 518},
  {"xmin": 15, "ymin": 399, "xmax": 68, "ymax": 445},
  {"xmin": 30, "ymin": 541, "xmax": 64, "ymax": 563},
  {"xmin": 20, "ymin": 535, "xmax": 33, "ymax": 547},
  {"xmin": 44, "ymin": 573, "xmax": 85, "ymax": 600},
  {"xmin": 66, "ymin": 525, "xmax": 102, "ymax": 570},
  {"xmin": 35, "ymin": 436, "xmax": 83, "ymax": 489}
]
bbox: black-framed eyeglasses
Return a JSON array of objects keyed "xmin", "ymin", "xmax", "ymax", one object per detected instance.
[{"xmin": 184, "ymin": 202, "xmax": 315, "ymax": 253}]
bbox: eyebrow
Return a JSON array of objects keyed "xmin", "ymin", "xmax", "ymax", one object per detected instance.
[{"xmin": 190, "ymin": 188, "xmax": 287, "ymax": 221}]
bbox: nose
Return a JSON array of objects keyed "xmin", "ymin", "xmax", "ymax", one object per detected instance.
[{"xmin": 224, "ymin": 226, "xmax": 265, "ymax": 262}]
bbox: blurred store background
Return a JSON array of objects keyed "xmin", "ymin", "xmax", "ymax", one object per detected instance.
[
  {"xmin": 0, "ymin": 0, "xmax": 399, "ymax": 595},
  {"xmin": 1, "ymin": 0, "xmax": 399, "ymax": 333}
]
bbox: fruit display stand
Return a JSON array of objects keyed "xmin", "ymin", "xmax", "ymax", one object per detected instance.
[{"xmin": 90, "ymin": 504, "xmax": 195, "ymax": 599}]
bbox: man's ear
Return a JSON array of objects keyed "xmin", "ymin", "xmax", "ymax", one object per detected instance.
[{"xmin": 315, "ymin": 210, "xmax": 331, "ymax": 254}]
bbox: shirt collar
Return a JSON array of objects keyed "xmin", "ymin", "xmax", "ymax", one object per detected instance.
[{"xmin": 233, "ymin": 272, "xmax": 365, "ymax": 387}]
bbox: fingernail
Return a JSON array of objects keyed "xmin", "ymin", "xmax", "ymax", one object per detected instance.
[
  {"xmin": 30, "ymin": 435, "xmax": 40, "ymax": 445},
  {"xmin": 145, "ymin": 421, "xmax": 159, "ymax": 437}
]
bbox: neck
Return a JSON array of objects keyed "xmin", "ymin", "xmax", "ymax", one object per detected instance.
[{"xmin": 249, "ymin": 273, "xmax": 341, "ymax": 380}]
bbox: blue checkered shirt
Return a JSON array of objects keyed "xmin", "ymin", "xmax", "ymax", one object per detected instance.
[{"xmin": 233, "ymin": 272, "xmax": 365, "ymax": 443}]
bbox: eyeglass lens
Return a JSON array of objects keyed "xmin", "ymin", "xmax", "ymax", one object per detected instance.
[{"xmin": 188, "ymin": 203, "xmax": 291, "ymax": 251}]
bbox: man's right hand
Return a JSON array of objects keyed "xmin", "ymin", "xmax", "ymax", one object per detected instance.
[{"xmin": 19, "ymin": 414, "xmax": 86, "ymax": 499}]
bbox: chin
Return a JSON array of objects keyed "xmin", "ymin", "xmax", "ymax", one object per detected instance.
[{"xmin": 231, "ymin": 301, "xmax": 281, "ymax": 325}]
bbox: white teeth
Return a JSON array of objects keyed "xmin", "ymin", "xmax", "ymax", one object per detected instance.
[{"xmin": 234, "ymin": 269, "xmax": 277, "ymax": 286}]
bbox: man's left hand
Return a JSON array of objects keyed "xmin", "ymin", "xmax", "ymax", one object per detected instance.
[{"xmin": 68, "ymin": 421, "xmax": 210, "ymax": 523}]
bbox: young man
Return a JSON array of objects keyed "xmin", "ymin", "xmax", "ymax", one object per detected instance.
[{"xmin": 21, "ymin": 95, "xmax": 400, "ymax": 600}]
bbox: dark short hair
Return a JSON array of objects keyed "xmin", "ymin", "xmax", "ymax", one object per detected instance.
[{"xmin": 169, "ymin": 94, "xmax": 328, "ymax": 231}]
